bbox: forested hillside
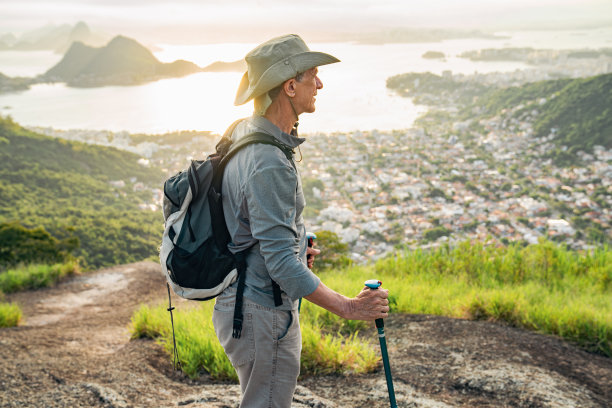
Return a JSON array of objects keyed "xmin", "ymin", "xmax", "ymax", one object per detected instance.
[
  {"xmin": 472, "ymin": 73, "xmax": 612, "ymax": 151},
  {"xmin": 532, "ymin": 73, "xmax": 612, "ymax": 149},
  {"xmin": 387, "ymin": 72, "xmax": 612, "ymax": 157},
  {"xmin": 0, "ymin": 116, "xmax": 164, "ymax": 269}
]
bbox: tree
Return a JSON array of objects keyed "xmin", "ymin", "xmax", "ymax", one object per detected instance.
[
  {"xmin": 312, "ymin": 230, "xmax": 352, "ymax": 271},
  {"xmin": 0, "ymin": 221, "xmax": 79, "ymax": 268}
]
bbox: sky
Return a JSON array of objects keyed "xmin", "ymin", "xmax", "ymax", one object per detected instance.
[{"xmin": 1, "ymin": 0, "xmax": 611, "ymax": 43}]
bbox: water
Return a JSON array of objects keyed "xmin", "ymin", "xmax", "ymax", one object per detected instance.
[{"xmin": 0, "ymin": 28, "xmax": 610, "ymax": 135}]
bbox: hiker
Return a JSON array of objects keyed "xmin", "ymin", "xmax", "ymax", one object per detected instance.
[{"xmin": 212, "ymin": 34, "xmax": 390, "ymax": 407}]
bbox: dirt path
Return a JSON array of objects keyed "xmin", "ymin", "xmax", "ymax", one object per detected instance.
[{"xmin": 1, "ymin": 262, "xmax": 610, "ymax": 407}]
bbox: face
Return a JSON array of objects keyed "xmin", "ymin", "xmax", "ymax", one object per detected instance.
[{"xmin": 291, "ymin": 67, "xmax": 323, "ymax": 115}]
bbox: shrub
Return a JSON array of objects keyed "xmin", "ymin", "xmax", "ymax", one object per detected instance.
[
  {"xmin": 0, "ymin": 222, "xmax": 79, "ymax": 268},
  {"xmin": 0, "ymin": 302, "xmax": 22, "ymax": 327},
  {"xmin": 0, "ymin": 261, "xmax": 80, "ymax": 293}
]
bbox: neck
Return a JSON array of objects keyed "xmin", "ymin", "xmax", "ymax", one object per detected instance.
[{"xmin": 264, "ymin": 96, "xmax": 299, "ymax": 134}]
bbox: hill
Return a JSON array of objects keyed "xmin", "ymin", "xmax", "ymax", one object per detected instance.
[
  {"xmin": 0, "ymin": 72, "xmax": 32, "ymax": 93},
  {"xmin": 388, "ymin": 71, "xmax": 612, "ymax": 156},
  {"xmin": 2, "ymin": 261, "xmax": 611, "ymax": 407},
  {"xmin": 202, "ymin": 59, "xmax": 246, "ymax": 72},
  {"xmin": 43, "ymin": 36, "xmax": 202, "ymax": 87},
  {"xmin": 532, "ymin": 73, "xmax": 612, "ymax": 150},
  {"xmin": 8, "ymin": 22, "xmax": 107, "ymax": 53},
  {"xmin": 0, "ymin": 116, "xmax": 165, "ymax": 269},
  {"xmin": 472, "ymin": 73, "xmax": 612, "ymax": 153}
]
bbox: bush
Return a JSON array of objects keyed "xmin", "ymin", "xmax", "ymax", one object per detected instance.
[
  {"xmin": 0, "ymin": 302, "xmax": 22, "ymax": 327},
  {"xmin": 0, "ymin": 261, "xmax": 80, "ymax": 293},
  {"xmin": 313, "ymin": 230, "xmax": 352, "ymax": 271},
  {"xmin": 0, "ymin": 222, "xmax": 78, "ymax": 268},
  {"xmin": 423, "ymin": 226, "xmax": 451, "ymax": 241}
]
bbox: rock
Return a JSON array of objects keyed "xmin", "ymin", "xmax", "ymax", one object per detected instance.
[
  {"xmin": 292, "ymin": 385, "xmax": 338, "ymax": 407},
  {"xmin": 83, "ymin": 382, "xmax": 128, "ymax": 408}
]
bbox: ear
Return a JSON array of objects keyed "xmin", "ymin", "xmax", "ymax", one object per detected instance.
[{"xmin": 283, "ymin": 78, "xmax": 297, "ymax": 98}]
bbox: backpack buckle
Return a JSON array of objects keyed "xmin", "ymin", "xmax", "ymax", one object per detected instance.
[{"xmin": 232, "ymin": 317, "xmax": 243, "ymax": 339}]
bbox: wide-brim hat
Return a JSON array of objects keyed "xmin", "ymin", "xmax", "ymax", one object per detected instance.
[{"xmin": 234, "ymin": 34, "xmax": 340, "ymax": 106}]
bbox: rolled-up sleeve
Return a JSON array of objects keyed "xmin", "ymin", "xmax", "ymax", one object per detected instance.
[{"xmin": 244, "ymin": 164, "xmax": 320, "ymax": 299}]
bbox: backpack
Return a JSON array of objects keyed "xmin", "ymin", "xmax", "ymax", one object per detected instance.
[{"xmin": 160, "ymin": 120, "xmax": 294, "ymax": 345}]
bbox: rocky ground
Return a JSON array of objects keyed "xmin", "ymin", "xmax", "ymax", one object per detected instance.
[{"xmin": 1, "ymin": 262, "xmax": 610, "ymax": 407}]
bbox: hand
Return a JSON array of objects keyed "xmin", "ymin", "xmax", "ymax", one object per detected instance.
[
  {"xmin": 346, "ymin": 286, "xmax": 389, "ymax": 321},
  {"xmin": 306, "ymin": 246, "xmax": 321, "ymax": 269}
]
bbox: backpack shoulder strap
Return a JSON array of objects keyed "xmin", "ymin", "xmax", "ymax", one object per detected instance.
[
  {"xmin": 224, "ymin": 132, "xmax": 295, "ymax": 163},
  {"xmin": 212, "ymin": 132, "xmax": 295, "ymax": 188},
  {"xmin": 216, "ymin": 117, "xmax": 247, "ymax": 156}
]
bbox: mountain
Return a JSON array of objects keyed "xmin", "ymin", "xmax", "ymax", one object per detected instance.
[
  {"xmin": 43, "ymin": 36, "xmax": 202, "ymax": 87},
  {"xmin": 10, "ymin": 22, "xmax": 107, "ymax": 53},
  {"xmin": 0, "ymin": 116, "xmax": 164, "ymax": 269},
  {"xmin": 202, "ymin": 59, "xmax": 246, "ymax": 72}
]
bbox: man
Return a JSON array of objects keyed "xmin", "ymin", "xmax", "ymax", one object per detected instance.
[{"xmin": 212, "ymin": 34, "xmax": 389, "ymax": 408}]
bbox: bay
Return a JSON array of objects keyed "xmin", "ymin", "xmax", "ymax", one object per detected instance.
[{"xmin": 0, "ymin": 28, "xmax": 610, "ymax": 135}]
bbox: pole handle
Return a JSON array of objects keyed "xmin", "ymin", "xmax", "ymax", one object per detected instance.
[{"xmin": 306, "ymin": 232, "xmax": 316, "ymax": 264}]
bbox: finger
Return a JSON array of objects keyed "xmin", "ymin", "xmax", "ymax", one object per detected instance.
[
  {"xmin": 376, "ymin": 289, "xmax": 389, "ymax": 298},
  {"xmin": 307, "ymin": 247, "xmax": 321, "ymax": 256}
]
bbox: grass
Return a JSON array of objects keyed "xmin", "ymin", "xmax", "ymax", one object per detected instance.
[
  {"xmin": 131, "ymin": 303, "xmax": 235, "ymax": 380},
  {"xmin": 325, "ymin": 239, "xmax": 611, "ymax": 356},
  {"xmin": 131, "ymin": 239, "xmax": 611, "ymax": 381},
  {"xmin": 0, "ymin": 260, "xmax": 80, "ymax": 328},
  {"xmin": 130, "ymin": 302, "xmax": 378, "ymax": 380},
  {"xmin": 0, "ymin": 302, "xmax": 21, "ymax": 327},
  {"xmin": 0, "ymin": 261, "xmax": 80, "ymax": 293}
]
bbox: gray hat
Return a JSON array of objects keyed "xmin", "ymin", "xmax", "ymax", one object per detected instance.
[{"xmin": 234, "ymin": 34, "xmax": 340, "ymax": 106}]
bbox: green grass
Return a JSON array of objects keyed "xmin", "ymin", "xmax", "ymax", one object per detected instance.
[
  {"xmin": 323, "ymin": 239, "xmax": 611, "ymax": 356},
  {"xmin": 0, "ymin": 261, "xmax": 80, "ymax": 293},
  {"xmin": 131, "ymin": 303, "xmax": 235, "ymax": 380},
  {"xmin": 0, "ymin": 260, "xmax": 80, "ymax": 328},
  {"xmin": 130, "ymin": 302, "xmax": 378, "ymax": 380},
  {"xmin": 131, "ymin": 239, "xmax": 611, "ymax": 380},
  {"xmin": 0, "ymin": 302, "xmax": 22, "ymax": 327}
]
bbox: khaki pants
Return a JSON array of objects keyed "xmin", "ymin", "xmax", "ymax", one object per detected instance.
[{"xmin": 213, "ymin": 291, "xmax": 301, "ymax": 408}]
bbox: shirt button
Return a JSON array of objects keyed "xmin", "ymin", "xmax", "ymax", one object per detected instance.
[{"xmin": 284, "ymin": 60, "xmax": 289, "ymax": 65}]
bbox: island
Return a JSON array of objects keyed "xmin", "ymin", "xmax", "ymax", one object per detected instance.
[
  {"xmin": 0, "ymin": 72, "xmax": 33, "ymax": 93},
  {"xmin": 422, "ymin": 51, "xmax": 446, "ymax": 59},
  {"xmin": 201, "ymin": 59, "xmax": 246, "ymax": 72},
  {"xmin": 42, "ymin": 35, "xmax": 203, "ymax": 87}
]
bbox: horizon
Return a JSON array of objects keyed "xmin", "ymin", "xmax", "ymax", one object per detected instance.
[{"xmin": 2, "ymin": 0, "xmax": 612, "ymax": 45}]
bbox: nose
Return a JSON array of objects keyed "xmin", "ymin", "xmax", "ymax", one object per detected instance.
[{"xmin": 315, "ymin": 75, "xmax": 323, "ymax": 89}]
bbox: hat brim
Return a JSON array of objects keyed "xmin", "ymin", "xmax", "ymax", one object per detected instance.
[{"xmin": 234, "ymin": 51, "xmax": 339, "ymax": 106}]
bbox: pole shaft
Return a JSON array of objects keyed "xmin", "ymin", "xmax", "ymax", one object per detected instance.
[{"xmin": 377, "ymin": 325, "xmax": 397, "ymax": 408}]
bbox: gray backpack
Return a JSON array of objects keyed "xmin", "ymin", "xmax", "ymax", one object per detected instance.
[{"xmin": 160, "ymin": 123, "xmax": 293, "ymax": 339}]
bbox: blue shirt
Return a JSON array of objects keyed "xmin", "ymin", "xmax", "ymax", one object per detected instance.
[{"xmin": 221, "ymin": 115, "xmax": 320, "ymax": 310}]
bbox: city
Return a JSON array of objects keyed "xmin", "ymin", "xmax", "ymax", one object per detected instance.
[{"xmin": 29, "ymin": 93, "xmax": 612, "ymax": 263}]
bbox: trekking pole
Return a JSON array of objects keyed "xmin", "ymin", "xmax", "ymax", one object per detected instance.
[
  {"xmin": 299, "ymin": 232, "xmax": 317, "ymax": 313},
  {"xmin": 365, "ymin": 279, "xmax": 397, "ymax": 408}
]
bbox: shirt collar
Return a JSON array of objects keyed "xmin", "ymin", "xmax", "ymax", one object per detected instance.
[{"xmin": 249, "ymin": 115, "xmax": 306, "ymax": 149}]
